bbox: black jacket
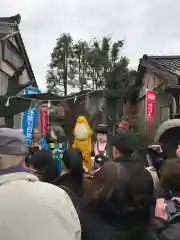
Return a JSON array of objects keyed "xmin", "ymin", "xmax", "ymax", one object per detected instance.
[
  {"xmin": 81, "ymin": 201, "xmax": 151, "ymax": 240},
  {"xmin": 81, "ymin": 162, "xmax": 154, "ymax": 240},
  {"xmin": 54, "ymin": 172, "xmax": 83, "ymax": 197},
  {"xmin": 149, "ymin": 215, "xmax": 180, "ymax": 240}
]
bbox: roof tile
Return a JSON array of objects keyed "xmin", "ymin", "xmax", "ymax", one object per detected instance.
[{"xmin": 144, "ymin": 55, "xmax": 180, "ymax": 77}]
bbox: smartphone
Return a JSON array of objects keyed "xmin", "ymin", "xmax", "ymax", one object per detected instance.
[{"xmin": 165, "ymin": 200, "xmax": 177, "ymax": 216}]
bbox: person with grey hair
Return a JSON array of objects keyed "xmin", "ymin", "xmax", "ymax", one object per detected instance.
[{"xmin": 0, "ymin": 128, "xmax": 81, "ymax": 240}]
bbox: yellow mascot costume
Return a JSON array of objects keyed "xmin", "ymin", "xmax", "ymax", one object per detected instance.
[{"xmin": 73, "ymin": 116, "xmax": 93, "ymax": 176}]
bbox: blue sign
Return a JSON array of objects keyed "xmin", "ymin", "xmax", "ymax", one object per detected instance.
[{"xmin": 22, "ymin": 88, "xmax": 41, "ymax": 145}]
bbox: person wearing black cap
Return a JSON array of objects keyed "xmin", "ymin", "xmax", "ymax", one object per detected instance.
[{"xmin": 112, "ymin": 131, "xmax": 142, "ymax": 165}]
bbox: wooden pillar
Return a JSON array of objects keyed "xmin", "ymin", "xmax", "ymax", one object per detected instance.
[{"xmin": 105, "ymin": 89, "xmax": 123, "ymax": 160}]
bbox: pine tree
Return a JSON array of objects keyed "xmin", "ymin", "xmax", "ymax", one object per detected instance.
[{"xmin": 46, "ymin": 33, "xmax": 74, "ymax": 95}]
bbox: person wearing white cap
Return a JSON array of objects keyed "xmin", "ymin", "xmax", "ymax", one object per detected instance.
[{"xmin": 0, "ymin": 128, "xmax": 81, "ymax": 240}]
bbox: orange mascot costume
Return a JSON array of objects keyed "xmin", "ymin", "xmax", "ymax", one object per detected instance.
[{"xmin": 73, "ymin": 116, "xmax": 93, "ymax": 175}]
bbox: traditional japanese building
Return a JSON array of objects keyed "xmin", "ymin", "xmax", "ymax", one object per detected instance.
[
  {"xmin": 130, "ymin": 55, "xmax": 180, "ymax": 133},
  {"xmin": 0, "ymin": 14, "xmax": 36, "ymax": 128}
]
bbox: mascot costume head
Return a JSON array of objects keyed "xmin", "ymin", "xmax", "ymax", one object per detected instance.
[{"xmin": 45, "ymin": 125, "xmax": 68, "ymax": 173}]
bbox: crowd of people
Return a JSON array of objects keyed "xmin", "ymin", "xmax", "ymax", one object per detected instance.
[{"xmin": 0, "ymin": 127, "xmax": 180, "ymax": 240}]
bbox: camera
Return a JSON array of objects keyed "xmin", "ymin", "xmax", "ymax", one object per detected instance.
[{"xmin": 94, "ymin": 154, "xmax": 107, "ymax": 165}]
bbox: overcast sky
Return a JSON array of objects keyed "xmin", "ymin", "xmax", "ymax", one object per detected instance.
[{"xmin": 1, "ymin": 0, "xmax": 180, "ymax": 92}]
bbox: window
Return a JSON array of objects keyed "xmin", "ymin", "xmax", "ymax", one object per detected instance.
[{"xmin": 2, "ymin": 40, "xmax": 23, "ymax": 69}]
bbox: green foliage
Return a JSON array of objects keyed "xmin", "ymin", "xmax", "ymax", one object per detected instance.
[
  {"xmin": 46, "ymin": 33, "xmax": 74, "ymax": 95},
  {"xmin": 46, "ymin": 34, "xmax": 137, "ymax": 95},
  {"xmin": 133, "ymin": 119, "xmax": 160, "ymax": 150}
]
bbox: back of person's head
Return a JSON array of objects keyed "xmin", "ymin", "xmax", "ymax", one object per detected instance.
[
  {"xmin": 121, "ymin": 165, "xmax": 153, "ymax": 240},
  {"xmin": 127, "ymin": 164, "xmax": 154, "ymax": 211},
  {"xmin": 63, "ymin": 148, "xmax": 83, "ymax": 178},
  {"xmin": 107, "ymin": 162, "xmax": 154, "ymax": 215},
  {"xmin": 59, "ymin": 148, "xmax": 84, "ymax": 199},
  {"xmin": 30, "ymin": 149, "xmax": 58, "ymax": 183},
  {"xmin": 160, "ymin": 158, "xmax": 180, "ymax": 193},
  {"xmin": 112, "ymin": 132, "xmax": 142, "ymax": 166},
  {"xmin": 82, "ymin": 160, "xmax": 154, "ymax": 237},
  {"xmin": 82, "ymin": 161, "xmax": 128, "ymax": 207},
  {"xmin": 81, "ymin": 161, "xmax": 154, "ymax": 240},
  {"xmin": 0, "ymin": 128, "xmax": 28, "ymax": 169},
  {"xmin": 113, "ymin": 132, "xmax": 136, "ymax": 156},
  {"xmin": 114, "ymin": 152, "xmax": 143, "ymax": 167}
]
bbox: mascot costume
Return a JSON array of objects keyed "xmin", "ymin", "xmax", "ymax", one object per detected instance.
[
  {"xmin": 94, "ymin": 124, "xmax": 108, "ymax": 157},
  {"xmin": 45, "ymin": 126, "xmax": 68, "ymax": 173},
  {"xmin": 94, "ymin": 124, "xmax": 108, "ymax": 173},
  {"xmin": 73, "ymin": 116, "xmax": 93, "ymax": 175}
]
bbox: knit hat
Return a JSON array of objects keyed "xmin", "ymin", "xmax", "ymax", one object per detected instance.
[{"xmin": 0, "ymin": 128, "xmax": 28, "ymax": 156}]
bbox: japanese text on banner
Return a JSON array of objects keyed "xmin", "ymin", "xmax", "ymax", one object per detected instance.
[
  {"xmin": 40, "ymin": 106, "xmax": 48, "ymax": 138},
  {"xmin": 22, "ymin": 88, "xmax": 40, "ymax": 145},
  {"xmin": 145, "ymin": 89, "xmax": 156, "ymax": 130}
]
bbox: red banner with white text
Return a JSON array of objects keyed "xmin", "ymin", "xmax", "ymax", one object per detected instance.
[
  {"xmin": 145, "ymin": 89, "xmax": 156, "ymax": 131},
  {"xmin": 40, "ymin": 106, "xmax": 48, "ymax": 137}
]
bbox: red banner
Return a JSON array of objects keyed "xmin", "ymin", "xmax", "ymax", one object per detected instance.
[
  {"xmin": 145, "ymin": 90, "xmax": 156, "ymax": 130},
  {"xmin": 40, "ymin": 106, "xmax": 48, "ymax": 137}
]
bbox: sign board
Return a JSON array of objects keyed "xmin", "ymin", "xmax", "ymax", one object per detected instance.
[
  {"xmin": 40, "ymin": 106, "xmax": 48, "ymax": 137},
  {"xmin": 22, "ymin": 88, "xmax": 40, "ymax": 145},
  {"xmin": 145, "ymin": 89, "xmax": 156, "ymax": 131}
]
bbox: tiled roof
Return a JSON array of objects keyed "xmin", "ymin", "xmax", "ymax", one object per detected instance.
[
  {"xmin": 143, "ymin": 55, "xmax": 180, "ymax": 77},
  {"xmin": 0, "ymin": 14, "xmax": 21, "ymax": 25},
  {"xmin": 0, "ymin": 14, "xmax": 36, "ymax": 84}
]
